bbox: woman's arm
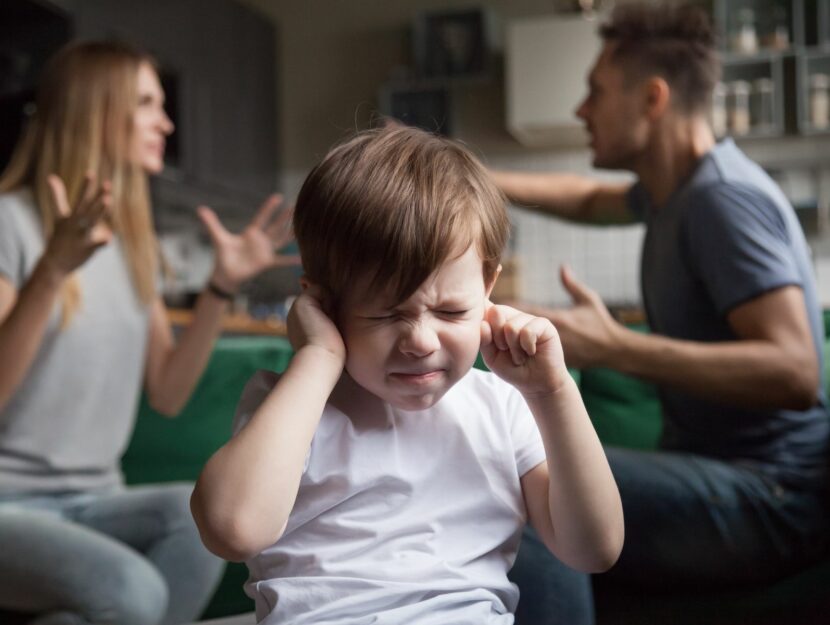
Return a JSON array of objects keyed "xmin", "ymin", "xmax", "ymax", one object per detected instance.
[
  {"xmin": 0, "ymin": 175, "xmax": 111, "ymax": 412},
  {"xmin": 141, "ymin": 291, "xmax": 228, "ymax": 416},
  {"xmin": 0, "ymin": 264, "xmax": 65, "ymax": 411},
  {"xmin": 143, "ymin": 194, "xmax": 299, "ymax": 416}
]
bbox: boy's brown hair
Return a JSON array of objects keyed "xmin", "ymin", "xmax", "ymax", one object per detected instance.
[
  {"xmin": 293, "ymin": 125, "xmax": 509, "ymax": 309},
  {"xmin": 599, "ymin": 2, "xmax": 720, "ymax": 115}
]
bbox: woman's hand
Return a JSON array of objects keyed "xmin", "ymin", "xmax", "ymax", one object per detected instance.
[
  {"xmin": 198, "ymin": 194, "xmax": 301, "ymax": 294},
  {"xmin": 480, "ymin": 302, "xmax": 571, "ymax": 398},
  {"xmin": 41, "ymin": 173, "xmax": 112, "ymax": 277},
  {"xmin": 286, "ymin": 284, "xmax": 346, "ymax": 366}
]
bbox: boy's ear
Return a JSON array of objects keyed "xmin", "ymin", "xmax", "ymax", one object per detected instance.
[{"xmin": 484, "ymin": 264, "xmax": 502, "ymax": 299}]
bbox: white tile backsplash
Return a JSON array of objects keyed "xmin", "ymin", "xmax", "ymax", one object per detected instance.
[
  {"xmin": 489, "ymin": 150, "xmax": 643, "ymax": 308},
  {"xmin": 510, "ymin": 207, "xmax": 645, "ymax": 307}
]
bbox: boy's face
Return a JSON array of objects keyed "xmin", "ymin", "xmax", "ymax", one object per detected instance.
[{"xmin": 339, "ymin": 245, "xmax": 494, "ymax": 411}]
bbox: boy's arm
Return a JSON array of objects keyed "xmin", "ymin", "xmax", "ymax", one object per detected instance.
[
  {"xmin": 191, "ymin": 289, "xmax": 345, "ymax": 562},
  {"xmin": 481, "ymin": 304, "xmax": 623, "ymax": 573},
  {"xmin": 520, "ymin": 379, "xmax": 623, "ymax": 573}
]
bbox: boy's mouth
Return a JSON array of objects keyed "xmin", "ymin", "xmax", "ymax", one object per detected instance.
[{"xmin": 388, "ymin": 370, "xmax": 445, "ymax": 385}]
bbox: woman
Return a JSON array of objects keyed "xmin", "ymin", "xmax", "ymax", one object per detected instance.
[{"xmin": 0, "ymin": 41, "xmax": 296, "ymax": 625}]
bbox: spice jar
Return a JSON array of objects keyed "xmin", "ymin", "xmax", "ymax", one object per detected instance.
[
  {"xmin": 711, "ymin": 81, "xmax": 728, "ymax": 137},
  {"xmin": 762, "ymin": 5, "xmax": 789, "ymax": 50},
  {"xmin": 751, "ymin": 78, "xmax": 775, "ymax": 132},
  {"xmin": 732, "ymin": 8, "xmax": 758, "ymax": 54},
  {"xmin": 729, "ymin": 80, "xmax": 752, "ymax": 135},
  {"xmin": 809, "ymin": 73, "xmax": 829, "ymax": 130}
]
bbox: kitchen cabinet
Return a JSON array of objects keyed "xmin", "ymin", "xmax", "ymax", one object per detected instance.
[
  {"xmin": 504, "ymin": 14, "xmax": 601, "ymax": 147},
  {"xmin": 711, "ymin": 0, "xmax": 830, "ymax": 138}
]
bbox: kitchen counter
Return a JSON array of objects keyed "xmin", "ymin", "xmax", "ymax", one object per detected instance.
[{"xmin": 166, "ymin": 307, "xmax": 286, "ymax": 336}]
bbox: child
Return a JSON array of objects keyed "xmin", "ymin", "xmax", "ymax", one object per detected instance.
[{"xmin": 191, "ymin": 125, "xmax": 623, "ymax": 624}]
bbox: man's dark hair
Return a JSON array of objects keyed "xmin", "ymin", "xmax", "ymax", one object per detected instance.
[{"xmin": 599, "ymin": 2, "xmax": 721, "ymax": 114}]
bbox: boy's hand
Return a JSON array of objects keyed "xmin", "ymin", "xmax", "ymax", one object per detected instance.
[
  {"xmin": 286, "ymin": 285, "xmax": 346, "ymax": 366},
  {"xmin": 480, "ymin": 302, "xmax": 570, "ymax": 398}
]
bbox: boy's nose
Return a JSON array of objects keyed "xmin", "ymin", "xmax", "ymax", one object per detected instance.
[{"xmin": 398, "ymin": 321, "xmax": 440, "ymax": 357}]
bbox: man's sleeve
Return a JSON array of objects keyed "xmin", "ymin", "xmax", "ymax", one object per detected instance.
[{"xmin": 682, "ymin": 183, "xmax": 801, "ymax": 316}]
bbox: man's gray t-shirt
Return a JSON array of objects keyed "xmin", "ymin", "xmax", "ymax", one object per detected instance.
[
  {"xmin": 629, "ymin": 139, "xmax": 829, "ymax": 484},
  {"xmin": 0, "ymin": 189, "xmax": 152, "ymax": 495}
]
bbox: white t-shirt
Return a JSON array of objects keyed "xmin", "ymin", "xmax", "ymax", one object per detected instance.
[{"xmin": 233, "ymin": 368, "xmax": 546, "ymax": 625}]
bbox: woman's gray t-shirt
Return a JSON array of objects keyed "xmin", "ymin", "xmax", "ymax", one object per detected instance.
[{"xmin": 0, "ymin": 188, "xmax": 152, "ymax": 495}]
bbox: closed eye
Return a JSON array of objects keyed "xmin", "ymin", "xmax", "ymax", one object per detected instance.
[
  {"xmin": 138, "ymin": 94, "xmax": 165, "ymax": 107},
  {"xmin": 438, "ymin": 310, "xmax": 469, "ymax": 317}
]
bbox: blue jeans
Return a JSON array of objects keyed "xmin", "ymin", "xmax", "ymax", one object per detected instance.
[
  {"xmin": 510, "ymin": 447, "xmax": 830, "ymax": 625},
  {"xmin": 0, "ymin": 482, "xmax": 224, "ymax": 625},
  {"xmin": 509, "ymin": 525, "xmax": 594, "ymax": 625}
]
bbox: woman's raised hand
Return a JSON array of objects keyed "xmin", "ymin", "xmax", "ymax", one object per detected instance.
[
  {"xmin": 43, "ymin": 173, "xmax": 113, "ymax": 276},
  {"xmin": 198, "ymin": 193, "xmax": 301, "ymax": 294}
]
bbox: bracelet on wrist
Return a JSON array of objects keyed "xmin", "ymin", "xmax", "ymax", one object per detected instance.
[{"xmin": 207, "ymin": 281, "xmax": 236, "ymax": 301}]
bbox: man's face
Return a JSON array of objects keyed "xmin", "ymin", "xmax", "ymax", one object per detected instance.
[
  {"xmin": 338, "ymin": 246, "xmax": 492, "ymax": 412},
  {"xmin": 575, "ymin": 44, "xmax": 650, "ymax": 170}
]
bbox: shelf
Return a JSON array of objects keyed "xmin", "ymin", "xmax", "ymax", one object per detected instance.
[
  {"xmin": 721, "ymin": 49, "xmax": 794, "ymax": 65},
  {"xmin": 711, "ymin": 0, "xmax": 830, "ymax": 140},
  {"xmin": 796, "ymin": 49, "xmax": 830, "ymax": 133}
]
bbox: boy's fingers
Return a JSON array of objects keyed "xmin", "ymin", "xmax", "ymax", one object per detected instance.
[
  {"xmin": 479, "ymin": 321, "xmax": 500, "ymax": 368},
  {"xmin": 519, "ymin": 317, "xmax": 552, "ymax": 356},
  {"xmin": 502, "ymin": 316, "xmax": 525, "ymax": 361},
  {"xmin": 506, "ymin": 323, "xmax": 529, "ymax": 366},
  {"xmin": 487, "ymin": 306, "xmax": 509, "ymax": 352},
  {"xmin": 480, "ymin": 319, "xmax": 493, "ymax": 347}
]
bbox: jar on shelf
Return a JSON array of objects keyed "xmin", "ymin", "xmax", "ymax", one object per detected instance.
[
  {"xmin": 751, "ymin": 78, "xmax": 775, "ymax": 132},
  {"xmin": 728, "ymin": 80, "xmax": 752, "ymax": 135},
  {"xmin": 731, "ymin": 8, "xmax": 758, "ymax": 54},
  {"xmin": 761, "ymin": 5, "xmax": 789, "ymax": 50},
  {"xmin": 809, "ymin": 73, "xmax": 830, "ymax": 130},
  {"xmin": 711, "ymin": 81, "xmax": 728, "ymax": 137}
]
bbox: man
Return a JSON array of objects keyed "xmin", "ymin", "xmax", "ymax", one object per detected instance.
[{"xmin": 494, "ymin": 3, "xmax": 830, "ymax": 623}]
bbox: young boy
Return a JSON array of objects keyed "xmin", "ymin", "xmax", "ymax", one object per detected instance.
[{"xmin": 191, "ymin": 125, "xmax": 623, "ymax": 624}]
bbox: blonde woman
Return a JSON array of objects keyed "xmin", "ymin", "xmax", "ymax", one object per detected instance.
[{"xmin": 0, "ymin": 41, "xmax": 297, "ymax": 625}]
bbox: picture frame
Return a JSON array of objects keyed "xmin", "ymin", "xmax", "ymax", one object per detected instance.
[
  {"xmin": 377, "ymin": 82, "xmax": 453, "ymax": 136},
  {"xmin": 413, "ymin": 8, "xmax": 490, "ymax": 80}
]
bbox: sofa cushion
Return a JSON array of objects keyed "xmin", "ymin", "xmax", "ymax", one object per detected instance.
[
  {"xmin": 579, "ymin": 366, "xmax": 662, "ymax": 450},
  {"xmin": 122, "ymin": 335, "xmax": 294, "ymax": 619}
]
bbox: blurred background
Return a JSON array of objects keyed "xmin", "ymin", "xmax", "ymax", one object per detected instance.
[{"xmin": 2, "ymin": 0, "xmax": 829, "ymax": 322}]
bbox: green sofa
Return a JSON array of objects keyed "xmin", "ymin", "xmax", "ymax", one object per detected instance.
[
  {"xmin": 122, "ymin": 321, "xmax": 830, "ymax": 623},
  {"xmin": 122, "ymin": 336, "xmax": 294, "ymax": 619}
]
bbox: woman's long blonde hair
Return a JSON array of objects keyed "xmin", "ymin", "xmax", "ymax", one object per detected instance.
[{"xmin": 0, "ymin": 41, "xmax": 160, "ymax": 325}]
